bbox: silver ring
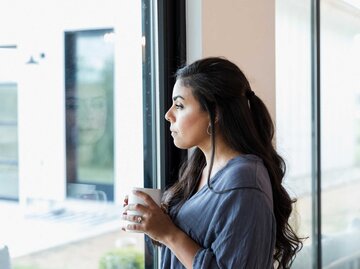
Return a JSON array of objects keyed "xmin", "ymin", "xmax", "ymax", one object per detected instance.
[{"xmin": 137, "ymin": 216, "xmax": 142, "ymax": 223}]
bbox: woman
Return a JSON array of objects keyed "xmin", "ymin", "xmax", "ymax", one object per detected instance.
[{"xmin": 122, "ymin": 57, "xmax": 302, "ymax": 268}]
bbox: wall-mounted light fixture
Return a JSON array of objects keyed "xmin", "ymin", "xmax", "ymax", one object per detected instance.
[
  {"xmin": 25, "ymin": 52, "xmax": 45, "ymax": 65},
  {"xmin": 26, "ymin": 56, "xmax": 38, "ymax": 64}
]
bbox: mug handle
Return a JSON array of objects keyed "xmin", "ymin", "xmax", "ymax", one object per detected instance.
[{"xmin": 95, "ymin": 190, "xmax": 107, "ymax": 202}]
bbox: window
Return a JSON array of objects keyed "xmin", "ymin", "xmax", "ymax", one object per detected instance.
[
  {"xmin": 0, "ymin": 47, "xmax": 19, "ymax": 200},
  {"xmin": 321, "ymin": 0, "xmax": 360, "ymax": 267},
  {"xmin": 65, "ymin": 29, "xmax": 115, "ymax": 201},
  {"xmin": 0, "ymin": 0, "xmax": 161, "ymax": 268},
  {"xmin": 0, "ymin": 81, "xmax": 18, "ymax": 200},
  {"xmin": 276, "ymin": 0, "xmax": 360, "ymax": 267},
  {"xmin": 276, "ymin": 0, "xmax": 313, "ymax": 267}
]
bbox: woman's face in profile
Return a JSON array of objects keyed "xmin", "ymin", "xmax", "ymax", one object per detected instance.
[
  {"xmin": 66, "ymin": 84, "xmax": 107, "ymax": 145},
  {"xmin": 165, "ymin": 80, "xmax": 210, "ymax": 149}
]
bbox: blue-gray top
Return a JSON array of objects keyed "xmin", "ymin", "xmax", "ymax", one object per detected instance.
[{"xmin": 161, "ymin": 154, "xmax": 276, "ymax": 269}]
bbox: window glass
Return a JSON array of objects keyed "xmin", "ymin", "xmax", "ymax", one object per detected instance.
[
  {"xmin": 276, "ymin": 0, "xmax": 313, "ymax": 267},
  {"xmin": 0, "ymin": 48, "xmax": 18, "ymax": 200},
  {"xmin": 65, "ymin": 29, "xmax": 115, "ymax": 201},
  {"xmin": 0, "ymin": 1, "xmax": 159, "ymax": 268},
  {"xmin": 0, "ymin": 84, "xmax": 18, "ymax": 200},
  {"xmin": 321, "ymin": 0, "xmax": 360, "ymax": 267},
  {"xmin": 277, "ymin": 0, "xmax": 360, "ymax": 267}
]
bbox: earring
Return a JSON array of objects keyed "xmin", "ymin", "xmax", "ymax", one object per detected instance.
[{"xmin": 207, "ymin": 124, "xmax": 212, "ymax": 136}]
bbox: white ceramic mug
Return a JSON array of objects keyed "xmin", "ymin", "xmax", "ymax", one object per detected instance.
[
  {"xmin": 125, "ymin": 187, "xmax": 162, "ymax": 232},
  {"xmin": 127, "ymin": 187, "xmax": 162, "ymax": 216},
  {"xmin": 67, "ymin": 183, "xmax": 107, "ymax": 201}
]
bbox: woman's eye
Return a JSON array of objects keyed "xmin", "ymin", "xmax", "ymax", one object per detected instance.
[{"xmin": 175, "ymin": 104, "xmax": 184, "ymax": 109}]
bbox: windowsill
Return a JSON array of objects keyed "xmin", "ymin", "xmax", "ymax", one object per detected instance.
[{"xmin": 0, "ymin": 199, "xmax": 123, "ymax": 258}]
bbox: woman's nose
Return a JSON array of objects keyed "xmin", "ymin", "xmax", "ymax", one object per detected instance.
[{"xmin": 165, "ymin": 109, "xmax": 172, "ymax": 122}]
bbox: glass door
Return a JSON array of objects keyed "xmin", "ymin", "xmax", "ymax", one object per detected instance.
[
  {"xmin": 321, "ymin": 0, "xmax": 360, "ymax": 267},
  {"xmin": 0, "ymin": 47, "xmax": 19, "ymax": 200},
  {"xmin": 276, "ymin": 0, "xmax": 313, "ymax": 267},
  {"xmin": 65, "ymin": 29, "xmax": 115, "ymax": 201},
  {"xmin": 0, "ymin": 0, "xmax": 160, "ymax": 268},
  {"xmin": 277, "ymin": 0, "xmax": 360, "ymax": 267}
]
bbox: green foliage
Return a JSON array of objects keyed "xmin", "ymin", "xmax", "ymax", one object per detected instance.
[{"xmin": 99, "ymin": 247, "xmax": 144, "ymax": 269}]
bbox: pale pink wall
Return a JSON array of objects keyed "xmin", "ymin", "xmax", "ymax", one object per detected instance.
[{"xmin": 187, "ymin": 0, "xmax": 276, "ymax": 120}]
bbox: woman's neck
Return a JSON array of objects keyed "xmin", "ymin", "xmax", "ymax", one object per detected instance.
[{"xmin": 199, "ymin": 136, "xmax": 241, "ymax": 179}]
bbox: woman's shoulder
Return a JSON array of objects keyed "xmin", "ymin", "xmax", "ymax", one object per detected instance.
[
  {"xmin": 215, "ymin": 154, "xmax": 273, "ymax": 202},
  {"xmin": 218, "ymin": 154, "xmax": 262, "ymax": 184}
]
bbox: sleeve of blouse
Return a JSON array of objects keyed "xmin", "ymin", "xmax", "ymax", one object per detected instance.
[{"xmin": 192, "ymin": 189, "xmax": 275, "ymax": 269}]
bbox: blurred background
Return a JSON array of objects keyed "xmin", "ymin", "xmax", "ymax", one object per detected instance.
[{"xmin": 0, "ymin": 0, "xmax": 359, "ymax": 268}]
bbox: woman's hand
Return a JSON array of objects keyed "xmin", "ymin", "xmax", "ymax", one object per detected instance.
[
  {"xmin": 123, "ymin": 194, "xmax": 129, "ymax": 207},
  {"xmin": 122, "ymin": 190, "xmax": 177, "ymax": 244},
  {"xmin": 122, "ymin": 191, "xmax": 201, "ymax": 268}
]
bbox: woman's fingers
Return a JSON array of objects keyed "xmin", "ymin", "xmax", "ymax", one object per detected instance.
[
  {"xmin": 123, "ymin": 203, "xmax": 148, "ymax": 214},
  {"xmin": 122, "ymin": 223, "xmax": 142, "ymax": 232},
  {"xmin": 121, "ymin": 202, "xmax": 174, "ymax": 243},
  {"xmin": 123, "ymin": 214, "xmax": 144, "ymax": 224},
  {"xmin": 133, "ymin": 191, "xmax": 158, "ymax": 208},
  {"xmin": 122, "ymin": 214, "xmax": 144, "ymax": 232},
  {"xmin": 127, "ymin": 223, "xmax": 141, "ymax": 230},
  {"xmin": 121, "ymin": 191, "xmax": 166, "ymax": 236},
  {"xmin": 123, "ymin": 195, "xmax": 128, "ymax": 207}
]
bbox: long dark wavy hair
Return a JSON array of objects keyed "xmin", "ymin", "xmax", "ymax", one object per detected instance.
[{"xmin": 163, "ymin": 57, "xmax": 303, "ymax": 268}]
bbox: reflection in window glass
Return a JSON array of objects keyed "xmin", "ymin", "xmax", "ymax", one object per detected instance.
[
  {"xmin": 65, "ymin": 29, "xmax": 115, "ymax": 201},
  {"xmin": 0, "ymin": 82, "xmax": 18, "ymax": 200},
  {"xmin": 1, "ymin": 0, "xmax": 155, "ymax": 268}
]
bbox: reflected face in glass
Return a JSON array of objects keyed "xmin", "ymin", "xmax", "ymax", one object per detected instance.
[
  {"xmin": 165, "ymin": 80, "xmax": 209, "ymax": 149},
  {"xmin": 66, "ymin": 84, "xmax": 107, "ymax": 145}
]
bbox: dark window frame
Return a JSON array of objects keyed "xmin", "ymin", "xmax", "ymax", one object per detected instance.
[
  {"xmin": 311, "ymin": 0, "xmax": 321, "ymax": 268},
  {"xmin": 158, "ymin": 0, "xmax": 187, "ymax": 190}
]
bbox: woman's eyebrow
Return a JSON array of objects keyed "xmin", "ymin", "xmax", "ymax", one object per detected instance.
[{"xmin": 173, "ymin": 95, "xmax": 185, "ymax": 101}]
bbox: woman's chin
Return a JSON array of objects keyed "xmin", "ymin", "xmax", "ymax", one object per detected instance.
[{"xmin": 173, "ymin": 140, "xmax": 192, "ymax": 150}]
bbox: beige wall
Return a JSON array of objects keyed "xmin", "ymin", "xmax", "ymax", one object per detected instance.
[{"xmin": 187, "ymin": 0, "xmax": 276, "ymax": 120}]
